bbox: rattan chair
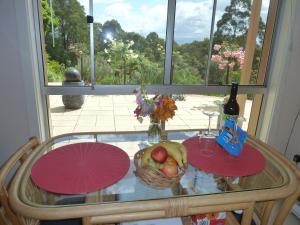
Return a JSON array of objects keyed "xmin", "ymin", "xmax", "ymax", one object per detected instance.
[
  {"xmin": 0, "ymin": 137, "xmax": 83, "ymax": 225},
  {"xmin": 0, "ymin": 137, "xmax": 40, "ymax": 225}
]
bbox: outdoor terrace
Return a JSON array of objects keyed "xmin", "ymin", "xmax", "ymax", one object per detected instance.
[{"xmin": 49, "ymin": 95, "xmax": 251, "ymax": 136}]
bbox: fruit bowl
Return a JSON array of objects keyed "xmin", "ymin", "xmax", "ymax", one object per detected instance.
[{"xmin": 134, "ymin": 142, "xmax": 187, "ymax": 189}]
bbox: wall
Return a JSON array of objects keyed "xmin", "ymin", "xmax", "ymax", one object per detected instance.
[
  {"xmin": 259, "ymin": 0, "xmax": 300, "ymax": 161},
  {"xmin": 0, "ymin": 0, "xmax": 47, "ymax": 166}
]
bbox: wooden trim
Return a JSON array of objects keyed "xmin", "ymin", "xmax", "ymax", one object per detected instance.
[
  {"xmin": 89, "ymin": 203, "xmax": 253, "ymax": 224},
  {"xmin": 260, "ymin": 201, "xmax": 275, "ymax": 225},
  {"xmin": 0, "ymin": 210, "xmax": 8, "ymax": 225},
  {"xmin": 256, "ymin": 0, "xmax": 279, "ymax": 85},
  {"xmin": 246, "ymin": 0, "xmax": 279, "ymax": 135},
  {"xmin": 239, "ymin": 0, "xmax": 279, "ymax": 134},
  {"xmin": 247, "ymin": 94, "xmax": 263, "ymax": 135},
  {"xmin": 238, "ymin": 0, "xmax": 262, "ymax": 129},
  {"xmin": 226, "ymin": 212, "xmax": 240, "ymax": 225},
  {"xmin": 241, "ymin": 202, "xmax": 255, "ymax": 225},
  {"xmin": 240, "ymin": 0, "xmax": 262, "ymax": 85}
]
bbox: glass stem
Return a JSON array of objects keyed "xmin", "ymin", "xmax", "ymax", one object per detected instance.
[{"xmin": 208, "ymin": 115, "xmax": 212, "ymax": 134}]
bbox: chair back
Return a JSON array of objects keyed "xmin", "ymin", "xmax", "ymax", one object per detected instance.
[{"xmin": 0, "ymin": 137, "xmax": 40, "ymax": 225}]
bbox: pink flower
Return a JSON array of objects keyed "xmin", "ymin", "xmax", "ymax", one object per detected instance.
[
  {"xmin": 213, "ymin": 44, "xmax": 221, "ymax": 51},
  {"xmin": 221, "ymin": 60, "xmax": 229, "ymax": 65},
  {"xmin": 238, "ymin": 56, "xmax": 244, "ymax": 65},
  {"xmin": 223, "ymin": 51, "xmax": 231, "ymax": 58},
  {"xmin": 211, "ymin": 54, "xmax": 222, "ymax": 62},
  {"xmin": 232, "ymin": 51, "xmax": 240, "ymax": 59},
  {"xmin": 218, "ymin": 64, "xmax": 225, "ymax": 70},
  {"xmin": 228, "ymin": 62, "xmax": 235, "ymax": 68}
]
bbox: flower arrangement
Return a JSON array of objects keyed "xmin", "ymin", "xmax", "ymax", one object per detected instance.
[
  {"xmin": 134, "ymin": 88, "xmax": 177, "ymax": 123},
  {"xmin": 211, "ymin": 42, "xmax": 245, "ymax": 84}
]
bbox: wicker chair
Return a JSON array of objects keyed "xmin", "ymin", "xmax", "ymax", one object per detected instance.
[
  {"xmin": 0, "ymin": 137, "xmax": 82, "ymax": 225},
  {"xmin": 0, "ymin": 137, "xmax": 40, "ymax": 225}
]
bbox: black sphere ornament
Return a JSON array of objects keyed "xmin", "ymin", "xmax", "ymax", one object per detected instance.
[{"xmin": 64, "ymin": 67, "xmax": 81, "ymax": 82}]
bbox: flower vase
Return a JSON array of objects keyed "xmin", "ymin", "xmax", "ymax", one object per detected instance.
[{"xmin": 148, "ymin": 118, "xmax": 162, "ymax": 144}]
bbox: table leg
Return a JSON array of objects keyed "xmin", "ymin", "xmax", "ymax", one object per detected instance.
[
  {"xmin": 273, "ymin": 189, "xmax": 300, "ymax": 225},
  {"xmin": 241, "ymin": 203, "xmax": 255, "ymax": 225},
  {"xmin": 260, "ymin": 201, "xmax": 275, "ymax": 225}
]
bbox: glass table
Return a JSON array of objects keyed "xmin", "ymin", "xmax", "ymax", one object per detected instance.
[{"xmin": 8, "ymin": 130, "xmax": 300, "ymax": 225}]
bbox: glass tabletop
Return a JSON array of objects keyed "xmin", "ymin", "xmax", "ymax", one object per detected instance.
[{"xmin": 20, "ymin": 130, "xmax": 289, "ymax": 207}]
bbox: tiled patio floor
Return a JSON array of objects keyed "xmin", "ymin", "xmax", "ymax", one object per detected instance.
[{"xmin": 49, "ymin": 95, "xmax": 251, "ymax": 136}]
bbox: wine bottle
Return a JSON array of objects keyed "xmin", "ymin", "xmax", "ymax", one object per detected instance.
[{"xmin": 223, "ymin": 82, "xmax": 239, "ymax": 121}]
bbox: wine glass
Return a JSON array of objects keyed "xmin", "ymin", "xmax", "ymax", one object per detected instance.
[
  {"xmin": 197, "ymin": 105, "xmax": 220, "ymax": 157},
  {"xmin": 200, "ymin": 105, "xmax": 220, "ymax": 137}
]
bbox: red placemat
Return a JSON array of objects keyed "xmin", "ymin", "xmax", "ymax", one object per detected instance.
[
  {"xmin": 182, "ymin": 137, "xmax": 266, "ymax": 177},
  {"xmin": 31, "ymin": 142, "xmax": 130, "ymax": 194}
]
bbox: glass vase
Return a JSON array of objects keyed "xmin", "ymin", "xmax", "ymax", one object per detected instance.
[{"xmin": 148, "ymin": 118, "xmax": 162, "ymax": 144}]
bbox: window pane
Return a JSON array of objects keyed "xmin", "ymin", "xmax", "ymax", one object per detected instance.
[
  {"xmin": 41, "ymin": 0, "xmax": 90, "ymax": 86},
  {"xmin": 48, "ymin": 94, "xmax": 254, "ymax": 136},
  {"xmin": 209, "ymin": 0, "xmax": 271, "ymax": 85},
  {"xmin": 172, "ymin": 0, "xmax": 214, "ymax": 85},
  {"xmin": 90, "ymin": 0, "xmax": 167, "ymax": 85}
]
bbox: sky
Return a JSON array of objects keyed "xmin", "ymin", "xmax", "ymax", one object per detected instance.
[{"xmin": 78, "ymin": 0, "xmax": 270, "ymax": 44}]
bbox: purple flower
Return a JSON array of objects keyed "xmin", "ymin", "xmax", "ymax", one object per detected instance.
[
  {"xmin": 135, "ymin": 92, "xmax": 143, "ymax": 106},
  {"xmin": 141, "ymin": 102, "xmax": 154, "ymax": 116}
]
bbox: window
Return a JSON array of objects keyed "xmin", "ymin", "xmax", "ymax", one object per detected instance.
[
  {"xmin": 37, "ymin": 0, "xmax": 278, "ymax": 136},
  {"xmin": 41, "ymin": 0, "xmax": 89, "ymax": 86},
  {"xmin": 92, "ymin": 0, "xmax": 168, "ymax": 85}
]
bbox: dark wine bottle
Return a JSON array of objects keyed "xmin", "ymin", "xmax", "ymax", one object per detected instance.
[{"xmin": 224, "ymin": 83, "xmax": 239, "ymax": 121}]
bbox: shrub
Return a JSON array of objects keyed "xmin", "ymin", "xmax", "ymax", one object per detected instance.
[{"xmin": 47, "ymin": 59, "xmax": 65, "ymax": 82}]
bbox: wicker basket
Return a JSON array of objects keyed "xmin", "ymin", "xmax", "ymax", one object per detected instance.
[{"xmin": 134, "ymin": 148, "xmax": 186, "ymax": 189}]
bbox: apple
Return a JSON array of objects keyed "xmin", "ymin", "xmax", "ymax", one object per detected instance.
[
  {"xmin": 151, "ymin": 146, "xmax": 168, "ymax": 163},
  {"xmin": 165, "ymin": 156, "xmax": 178, "ymax": 166},
  {"xmin": 161, "ymin": 163, "xmax": 178, "ymax": 177}
]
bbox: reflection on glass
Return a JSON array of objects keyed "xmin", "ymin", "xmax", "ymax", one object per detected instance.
[
  {"xmin": 41, "ymin": 0, "xmax": 90, "ymax": 86},
  {"xmin": 92, "ymin": 0, "xmax": 167, "ymax": 85}
]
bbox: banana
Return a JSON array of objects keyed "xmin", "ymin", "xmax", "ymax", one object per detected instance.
[
  {"xmin": 171, "ymin": 142, "xmax": 188, "ymax": 165},
  {"xmin": 159, "ymin": 142, "xmax": 184, "ymax": 167}
]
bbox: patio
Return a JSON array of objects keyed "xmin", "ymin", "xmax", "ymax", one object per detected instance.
[{"xmin": 49, "ymin": 95, "xmax": 251, "ymax": 136}]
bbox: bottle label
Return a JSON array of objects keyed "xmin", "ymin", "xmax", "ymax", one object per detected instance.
[{"xmin": 223, "ymin": 114, "xmax": 238, "ymax": 122}]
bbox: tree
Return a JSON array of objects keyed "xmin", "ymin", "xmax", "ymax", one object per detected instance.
[
  {"xmin": 176, "ymin": 39, "xmax": 210, "ymax": 82},
  {"xmin": 214, "ymin": 0, "xmax": 265, "ymax": 46},
  {"xmin": 214, "ymin": 0, "xmax": 251, "ymax": 46},
  {"xmin": 41, "ymin": 0, "xmax": 59, "ymax": 38},
  {"xmin": 145, "ymin": 32, "xmax": 165, "ymax": 62},
  {"xmin": 102, "ymin": 20, "xmax": 124, "ymax": 40},
  {"xmin": 105, "ymin": 40, "xmax": 139, "ymax": 84},
  {"xmin": 212, "ymin": 0, "xmax": 266, "ymax": 84},
  {"xmin": 46, "ymin": 0, "xmax": 88, "ymax": 66},
  {"xmin": 122, "ymin": 32, "xmax": 148, "ymax": 53},
  {"xmin": 93, "ymin": 22, "xmax": 103, "ymax": 52}
]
